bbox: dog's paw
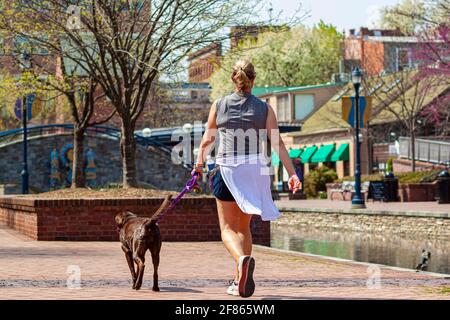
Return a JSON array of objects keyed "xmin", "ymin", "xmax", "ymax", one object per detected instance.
[{"xmin": 152, "ymin": 286, "xmax": 160, "ymax": 292}]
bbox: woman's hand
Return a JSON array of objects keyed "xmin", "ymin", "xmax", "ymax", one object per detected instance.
[
  {"xmin": 288, "ymin": 174, "xmax": 301, "ymax": 194},
  {"xmin": 191, "ymin": 163, "xmax": 204, "ymax": 179}
]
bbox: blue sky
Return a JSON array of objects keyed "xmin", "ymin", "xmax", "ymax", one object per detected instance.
[{"xmin": 261, "ymin": 0, "xmax": 402, "ymax": 32}]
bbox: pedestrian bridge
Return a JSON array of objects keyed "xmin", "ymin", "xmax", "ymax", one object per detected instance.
[{"xmin": 0, "ymin": 124, "xmax": 191, "ymax": 193}]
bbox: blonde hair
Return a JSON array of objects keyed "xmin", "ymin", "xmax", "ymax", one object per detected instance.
[{"xmin": 231, "ymin": 60, "xmax": 256, "ymax": 92}]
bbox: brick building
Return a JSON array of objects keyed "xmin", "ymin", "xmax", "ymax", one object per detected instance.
[
  {"xmin": 343, "ymin": 27, "xmax": 420, "ymax": 76},
  {"xmin": 187, "ymin": 25, "xmax": 286, "ymax": 84},
  {"xmin": 187, "ymin": 43, "xmax": 222, "ymax": 84},
  {"xmin": 275, "ymin": 74, "xmax": 449, "ymax": 183},
  {"xmin": 229, "ymin": 25, "xmax": 287, "ymax": 49}
]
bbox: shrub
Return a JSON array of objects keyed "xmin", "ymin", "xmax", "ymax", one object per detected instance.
[
  {"xmin": 397, "ymin": 170, "xmax": 441, "ymax": 183},
  {"xmin": 386, "ymin": 157, "xmax": 394, "ymax": 173},
  {"xmin": 334, "ymin": 170, "xmax": 440, "ymax": 184},
  {"xmin": 304, "ymin": 166, "xmax": 338, "ymax": 198}
]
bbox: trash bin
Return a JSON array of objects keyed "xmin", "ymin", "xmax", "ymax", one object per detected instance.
[
  {"xmin": 383, "ymin": 172, "xmax": 399, "ymax": 202},
  {"xmin": 437, "ymin": 170, "xmax": 450, "ymax": 204}
]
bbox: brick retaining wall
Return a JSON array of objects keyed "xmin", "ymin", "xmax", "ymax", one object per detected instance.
[{"xmin": 0, "ymin": 197, "xmax": 270, "ymax": 245}]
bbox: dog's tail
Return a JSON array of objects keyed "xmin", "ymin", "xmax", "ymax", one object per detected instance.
[{"xmin": 145, "ymin": 194, "xmax": 173, "ymax": 228}]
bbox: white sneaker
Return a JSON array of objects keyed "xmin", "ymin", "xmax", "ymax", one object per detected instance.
[{"xmin": 226, "ymin": 280, "xmax": 239, "ymax": 296}]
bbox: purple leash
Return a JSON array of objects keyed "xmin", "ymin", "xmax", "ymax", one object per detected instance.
[{"xmin": 154, "ymin": 172, "xmax": 200, "ymax": 223}]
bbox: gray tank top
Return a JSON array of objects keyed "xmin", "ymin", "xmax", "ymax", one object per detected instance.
[{"xmin": 215, "ymin": 92, "xmax": 270, "ymax": 162}]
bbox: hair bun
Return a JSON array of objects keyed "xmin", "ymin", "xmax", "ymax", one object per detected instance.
[{"xmin": 232, "ymin": 60, "xmax": 256, "ymax": 92}]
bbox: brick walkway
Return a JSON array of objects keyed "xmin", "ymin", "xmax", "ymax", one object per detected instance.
[
  {"xmin": 0, "ymin": 226, "xmax": 449, "ymax": 300},
  {"xmin": 275, "ymin": 199, "xmax": 450, "ymax": 214}
]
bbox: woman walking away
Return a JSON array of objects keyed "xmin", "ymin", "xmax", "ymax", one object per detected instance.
[{"xmin": 193, "ymin": 60, "xmax": 301, "ymax": 298}]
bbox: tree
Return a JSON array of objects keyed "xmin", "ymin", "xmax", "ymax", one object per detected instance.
[
  {"xmin": 414, "ymin": 25, "xmax": 450, "ymax": 136},
  {"xmin": 0, "ymin": 12, "xmax": 116, "ymax": 188},
  {"xmin": 0, "ymin": 0, "xmax": 278, "ymax": 188},
  {"xmin": 379, "ymin": 0, "xmax": 427, "ymax": 34},
  {"xmin": 379, "ymin": 0, "xmax": 449, "ymax": 34},
  {"xmin": 210, "ymin": 22, "xmax": 343, "ymax": 100},
  {"xmin": 365, "ymin": 70, "xmax": 444, "ymax": 172}
]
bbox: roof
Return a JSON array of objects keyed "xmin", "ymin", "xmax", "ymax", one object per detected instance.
[
  {"xmin": 252, "ymin": 83, "xmax": 343, "ymax": 97},
  {"xmin": 251, "ymin": 87, "xmax": 288, "ymax": 96},
  {"xmin": 299, "ymin": 71, "xmax": 450, "ymax": 134},
  {"xmin": 370, "ymin": 80, "xmax": 449, "ymax": 125},
  {"xmin": 366, "ymin": 36, "xmax": 419, "ymax": 43}
]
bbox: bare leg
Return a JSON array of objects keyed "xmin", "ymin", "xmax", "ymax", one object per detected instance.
[{"xmin": 216, "ymin": 199, "xmax": 253, "ymax": 282}]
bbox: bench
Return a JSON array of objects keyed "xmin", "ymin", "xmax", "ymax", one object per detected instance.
[{"xmin": 330, "ymin": 181, "xmax": 370, "ymax": 201}]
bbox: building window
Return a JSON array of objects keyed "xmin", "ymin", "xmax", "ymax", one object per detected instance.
[
  {"xmin": 396, "ymin": 48, "xmax": 412, "ymax": 71},
  {"xmin": 294, "ymin": 94, "xmax": 314, "ymax": 121},
  {"xmin": 276, "ymin": 94, "xmax": 290, "ymax": 122}
]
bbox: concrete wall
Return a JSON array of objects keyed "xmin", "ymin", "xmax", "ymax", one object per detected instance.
[{"xmin": 0, "ymin": 133, "xmax": 190, "ymax": 192}]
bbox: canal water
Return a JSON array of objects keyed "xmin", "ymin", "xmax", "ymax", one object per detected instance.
[{"xmin": 270, "ymin": 225, "xmax": 450, "ymax": 275}]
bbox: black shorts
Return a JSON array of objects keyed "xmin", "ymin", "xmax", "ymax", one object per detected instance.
[{"xmin": 210, "ymin": 167, "xmax": 235, "ymax": 202}]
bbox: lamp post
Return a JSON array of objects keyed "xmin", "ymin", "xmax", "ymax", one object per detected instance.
[
  {"xmin": 351, "ymin": 68, "xmax": 366, "ymax": 209},
  {"xmin": 142, "ymin": 127, "xmax": 152, "ymax": 149},
  {"xmin": 19, "ymin": 52, "xmax": 31, "ymax": 195}
]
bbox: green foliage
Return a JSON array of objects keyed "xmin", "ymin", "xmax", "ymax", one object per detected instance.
[
  {"xmin": 210, "ymin": 22, "xmax": 343, "ymax": 100},
  {"xmin": 398, "ymin": 170, "xmax": 441, "ymax": 183},
  {"xmin": 304, "ymin": 166, "xmax": 338, "ymax": 198},
  {"xmin": 379, "ymin": 0, "xmax": 427, "ymax": 34},
  {"xmin": 335, "ymin": 170, "xmax": 441, "ymax": 184},
  {"xmin": 378, "ymin": 0, "xmax": 449, "ymax": 34},
  {"xmin": 386, "ymin": 157, "xmax": 394, "ymax": 173}
]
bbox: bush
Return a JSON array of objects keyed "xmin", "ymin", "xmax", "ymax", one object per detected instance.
[
  {"xmin": 334, "ymin": 170, "xmax": 440, "ymax": 184},
  {"xmin": 334, "ymin": 173, "xmax": 383, "ymax": 183},
  {"xmin": 304, "ymin": 166, "xmax": 338, "ymax": 198},
  {"xmin": 386, "ymin": 157, "xmax": 394, "ymax": 173},
  {"xmin": 397, "ymin": 170, "xmax": 441, "ymax": 183}
]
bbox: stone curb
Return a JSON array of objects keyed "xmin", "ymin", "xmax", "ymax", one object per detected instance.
[
  {"xmin": 254, "ymin": 245, "xmax": 450, "ymax": 278},
  {"xmin": 277, "ymin": 206, "xmax": 450, "ymax": 219}
]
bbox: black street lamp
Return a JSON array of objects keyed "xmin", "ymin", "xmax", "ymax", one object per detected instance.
[
  {"xmin": 351, "ymin": 68, "xmax": 366, "ymax": 209},
  {"xmin": 19, "ymin": 52, "xmax": 31, "ymax": 194}
]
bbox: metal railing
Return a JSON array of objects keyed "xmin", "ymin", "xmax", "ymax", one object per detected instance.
[
  {"xmin": 0, "ymin": 124, "xmax": 191, "ymax": 169},
  {"xmin": 399, "ymin": 136, "xmax": 450, "ymax": 164}
]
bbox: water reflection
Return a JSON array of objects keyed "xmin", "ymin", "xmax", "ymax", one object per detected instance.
[{"xmin": 271, "ymin": 225, "xmax": 450, "ymax": 275}]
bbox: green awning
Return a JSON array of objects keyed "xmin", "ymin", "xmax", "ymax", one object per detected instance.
[
  {"xmin": 271, "ymin": 151, "xmax": 280, "ymax": 166},
  {"xmin": 300, "ymin": 146, "xmax": 318, "ymax": 163},
  {"xmin": 288, "ymin": 148, "xmax": 303, "ymax": 159},
  {"xmin": 311, "ymin": 144, "xmax": 335, "ymax": 163},
  {"xmin": 331, "ymin": 143, "xmax": 350, "ymax": 161}
]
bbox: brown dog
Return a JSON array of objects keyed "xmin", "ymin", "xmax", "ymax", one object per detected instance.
[{"xmin": 115, "ymin": 195, "xmax": 172, "ymax": 291}]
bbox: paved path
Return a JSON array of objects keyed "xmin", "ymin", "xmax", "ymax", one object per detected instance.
[
  {"xmin": 0, "ymin": 226, "xmax": 449, "ymax": 300},
  {"xmin": 275, "ymin": 200, "xmax": 450, "ymax": 214}
]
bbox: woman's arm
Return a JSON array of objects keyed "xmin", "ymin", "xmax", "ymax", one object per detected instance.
[
  {"xmin": 193, "ymin": 101, "xmax": 218, "ymax": 173},
  {"xmin": 266, "ymin": 104, "xmax": 301, "ymax": 192}
]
